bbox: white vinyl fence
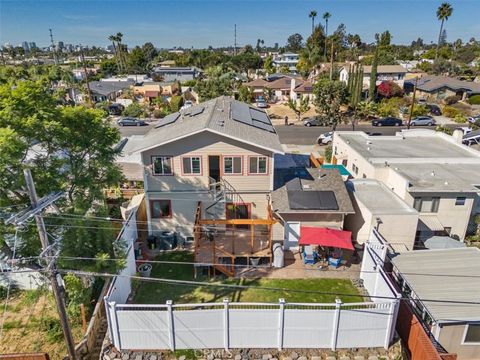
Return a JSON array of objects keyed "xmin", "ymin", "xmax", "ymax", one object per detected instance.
[{"xmin": 106, "ymin": 299, "xmax": 397, "ymax": 351}]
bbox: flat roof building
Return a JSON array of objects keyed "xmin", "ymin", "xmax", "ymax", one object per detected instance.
[{"xmin": 333, "ymin": 130, "xmax": 480, "ymax": 243}]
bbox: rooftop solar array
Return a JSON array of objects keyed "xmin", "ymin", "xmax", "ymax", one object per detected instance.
[
  {"xmin": 231, "ymin": 102, "xmax": 275, "ymax": 133},
  {"xmin": 155, "ymin": 113, "xmax": 180, "ymax": 128},
  {"xmin": 287, "ymin": 190, "xmax": 339, "ymax": 210}
]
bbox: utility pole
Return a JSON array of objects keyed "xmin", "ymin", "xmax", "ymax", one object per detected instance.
[
  {"xmin": 234, "ymin": 24, "xmax": 237, "ymax": 55},
  {"xmin": 22, "ymin": 169, "xmax": 77, "ymax": 360},
  {"xmin": 407, "ymin": 77, "xmax": 418, "ymax": 130},
  {"xmin": 80, "ymin": 45, "xmax": 93, "ymax": 105},
  {"xmin": 49, "ymin": 28, "xmax": 59, "ymax": 65}
]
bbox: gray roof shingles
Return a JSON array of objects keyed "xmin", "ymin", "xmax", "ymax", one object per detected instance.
[{"xmin": 128, "ymin": 96, "xmax": 284, "ymax": 154}]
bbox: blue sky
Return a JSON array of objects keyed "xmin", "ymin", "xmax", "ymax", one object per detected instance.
[{"xmin": 1, "ymin": 0, "xmax": 479, "ymax": 48}]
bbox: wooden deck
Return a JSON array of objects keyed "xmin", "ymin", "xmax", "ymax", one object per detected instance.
[{"xmin": 194, "ymin": 202, "xmax": 276, "ymax": 276}]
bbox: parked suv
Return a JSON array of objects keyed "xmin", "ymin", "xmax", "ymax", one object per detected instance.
[
  {"xmin": 410, "ymin": 116, "xmax": 435, "ymax": 126},
  {"xmin": 372, "ymin": 117, "xmax": 402, "ymax": 127},
  {"xmin": 317, "ymin": 131, "xmax": 333, "ymax": 145}
]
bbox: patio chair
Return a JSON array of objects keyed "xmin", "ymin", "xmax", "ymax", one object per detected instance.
[
  {"xmin": 303, "ymin": 245, "xmax": 317, "ymax": 265},
  {"xmin": 328, "ymin": 256, "xmax": 342, "ymax": 269}
]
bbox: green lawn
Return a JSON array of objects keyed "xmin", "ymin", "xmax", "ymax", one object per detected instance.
[{"xmin": 133, "ymin": 252, "xmax": 363, "ymax": 304}]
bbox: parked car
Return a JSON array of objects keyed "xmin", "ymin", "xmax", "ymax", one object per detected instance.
[
  {"xmin": 467, "ymin": 115, "xmax": 480, "ymax": 124},
  {"xmin": 317, "ymin": 131, "xmax": 333, "ymax": 145},
  {"xmin": 117, "ymin": 117, "xmax": 147, "ymax": 126},
  {"xmin": 303, "ymin": 116, "xmax": 322, "ymax": 127},
  {"xmin": 372, "ymin": 117, "xmax": 402, "ymax": 127},
  {"xmin": 180, "ymin": 100, "xmax": 194, "ymax": 111},
  {"xmin": 108, "ymin": 103, "xmax": 125, "ymax": 115},
  {"xmin": 410, "ymin": 116, "xmax": 436, "ymax": 126},
  {"xmin": 256, "ymin": 100, "xmax": 268, "ymax": 108},
  {"xmin": 426, "ymin": 104, "xmax": 442, "ymax": 116}
]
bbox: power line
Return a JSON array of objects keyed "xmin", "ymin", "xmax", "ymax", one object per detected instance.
[{"xmin": 57, "ymin": 267, "xmax": 480, "ymax": 306}]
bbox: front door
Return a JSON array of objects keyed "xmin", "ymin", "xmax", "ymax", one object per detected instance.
[
  {"xmin": 208, "ymin": 155, "xmax": 221, "ymax": 183},
  {"xmin": 284, "ymin": 222, "xmax": 300, "ymax": 250},
  {"xmin": 226, "ymin": 203, "xmax": 250, "ymax": 229}
]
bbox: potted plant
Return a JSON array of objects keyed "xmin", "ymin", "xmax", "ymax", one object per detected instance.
[{"xmin": 138, "ymin": 263, "xmax": 152, "ymax": 277}]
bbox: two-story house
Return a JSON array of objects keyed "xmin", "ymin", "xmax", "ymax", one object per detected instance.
[
  {"xmin": 125, "ymin": 96, "xmax": 284, "ymax": 274},
  {"xmin": 332, "ymin": 130, "xmax": 480, "ymax": 244},
  {"xmin": 272, "ymin": 53, "xmax": 299, "ymax": 72},
  {"xmin": 339, "ymin": 65, "xmax": 407, "ymax": 91}
]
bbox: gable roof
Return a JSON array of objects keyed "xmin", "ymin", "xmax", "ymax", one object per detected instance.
[
  {"xmin": 89, "ymin": 80, "xmax": 133, "ymax": 96},
  {"xmin": 363, "ymin": 65, "xmax": 407, "ymax": 74},
  {"xmin": 244, "ymin": 78, "xmax": 269, "ymax": 87},
  {"xmin": 406, "ymin": 75, "xmax": 480, "ymax": 94},
  {"xmin": 127, "ymin": 96, "xmax": 284, "ymax": 154}
]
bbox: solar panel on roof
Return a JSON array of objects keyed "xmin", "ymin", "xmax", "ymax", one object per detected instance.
[
  {"xmin": 249, "ymin": 108, "xmax": 271, "ymax": 124},
  {"xmin": 287, "ymin": 190, "xmax": 339, "ymax": 210},
  {"xmin": 155, "ymin": 113, "xmax": 180, "ymax": 128},
  {"xmin": 252, "ymin": 120, "xmax": 275, "ymax": 132},
  {"xmin": 189, "ymin": 107, "xmax": 204, "ymax": 116},
  {"xmin": 231, "ymin": 102, "xmax": 252, "ymax": 125}
]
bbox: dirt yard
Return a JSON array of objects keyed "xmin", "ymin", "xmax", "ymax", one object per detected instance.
[
  {"xmin": 266, "ymin": 102, "xmax": 317, "ymax": 125},
  {"xmin": 0, "ymin": 289, "xmax": 83, "ymax": 360}
]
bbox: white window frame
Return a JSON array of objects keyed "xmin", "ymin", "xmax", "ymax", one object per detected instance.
[
  {"xmin": 223, "ymin": 156, "xmax": 242, "ymax": 175},
  {"xmin": 461, "ymin": 323, "xmax": 480, "ymax": 345},
  {"xmin": 182, "ymin": 156, "xmax": 202, "ymax": 175},
  {"xmin": 152, "ymin": 156, "xmax": 173, "ymax": 175},
  {"xmin": 249, "ymin": 156, "xmax": 268, "ymax": 174}
]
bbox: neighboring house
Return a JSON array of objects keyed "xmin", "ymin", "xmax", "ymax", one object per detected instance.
[
  {"xmin": 245, "ymin": 75, "xmax": 313, "ymax": 102},
  {"xmin": 339, "ymin": 65, "xmax": 407, "ymax": 90},
  {"xmin": 272, "ymin": 53, "xmax": 299, "ymax": 72},
  {"xmin": 125, "ymin": 96, "xmax": 283, "ymax": 271},
  {"xmin": 132, "ymin": 82, "xmax": 163, "ymax": 102},
  {"xmin": 88, "ymin": 80, "xmax": 134, "ymax": 102},
  {"xmin": 404, "ymin": 75, "xmax": 480, "ymax": 101},
  {"xmin": 271, "ymin": 167, "xmax": 355, "ymax": 251},
  {"xmin": 332, "ymin": 130, "xmax": 480, "ymax": 243},
  {"xmin": 151, "ymin": 66, "xmax": 202, "ymax": 82},
  {"xmin": 391, "ymin": 247, "xmax": 480, "ymax": 360},
  {"xmin": 345, "ymin": 179, "xmax": 418, "ymax": 252},
  {"xmin": 72, "ymin": 67, "xmax": 98, "ymax": 81},
  {"xmin": 156, "ymin": 60, "xmax": 176, "ymax": 68}
]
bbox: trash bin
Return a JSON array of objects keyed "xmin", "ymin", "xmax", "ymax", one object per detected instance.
[
  {"xmin": 138, "ymin": 263, "xmax": 152, "ymax": 277},
  {"xmin": 273, "ymin": 243, "xmax": 284, "ymax": 268}
]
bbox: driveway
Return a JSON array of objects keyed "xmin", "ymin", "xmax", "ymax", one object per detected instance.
[{"xmin": 433, "ymin": 115, "xmax": 456, "ymax": 125}]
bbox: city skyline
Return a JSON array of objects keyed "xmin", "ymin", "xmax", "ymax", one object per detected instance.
[{"xmin": 1, "ymin": 0, "xmax": 479, "ymax": 49}]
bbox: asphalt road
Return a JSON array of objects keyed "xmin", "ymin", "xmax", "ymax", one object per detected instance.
[{"xmin": 117, "ymin": 122, "xmax": 459, "ymax": 145}]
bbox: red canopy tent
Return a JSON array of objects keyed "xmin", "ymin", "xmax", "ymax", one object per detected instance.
[{"xmin": 298, "ymin": 227, "xmax": 354, "ymax": 250}]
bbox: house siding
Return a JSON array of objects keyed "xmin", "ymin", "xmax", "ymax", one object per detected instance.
[
  {"xmin": 141, "ymin": 132, "xmax": 274, "ymax": 237},
  {"xmin": 437, "ymin": 323, "xmax": 480, "ymax": 360}
]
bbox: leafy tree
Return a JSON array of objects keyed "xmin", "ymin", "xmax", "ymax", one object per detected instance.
[
  {"xmin": 287, "ymin": 96, "xmax": 310, "ymax": 121},
  {"xmin": 100, "ymin": 59, "xmax": 118, "ymax": 76},
  {"xmin": 0, "ymin": 80, "xmax": 123, "ymax": 260},
  {"xmin": 378, "ymin": 31, "xmax": 392, "ymax": 47},
  {"xmin": 286, "ymin": 33, "xmax": 304, "ymax": 53},
  {"xmin": 169, "ymin": 95, "xmax": 184, "ymax": 112},
  {"xmin": 237, "ymin": 85, "xmax": 254, "ymax": 103},
  {"xmin": 297, "ymin": 43, "xmax": 321, "ymax": 75},
  {"xmin": 263, "ymin": 55, "xmax": 275, "ymax": 74},
  {"xmin": 123, "ymin": 102, "xmax": 145, "ymax": 117},
  {"xmin": 127, "ymin": 46, "xmax": 149, "ymax": 73},
  {"xmin": 194, "ymin": 75, "xmax": 233, "ymax": 101},
  {"xmin": 142, "ymin": 42, "xmax": 158, "ymax": 63},
  {"xmin": 435, "ymin": 2, "xmax": 453, "ymax": 60},
  {"xmin": 313, "ymin": 78, "xmax": 348, "ymax": 130}
]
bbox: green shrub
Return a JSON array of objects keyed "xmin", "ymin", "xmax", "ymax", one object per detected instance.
[
  {"xmin": 411, "ymin": 104, "xmax": 429, "ymax": 117},
  {"xmin": 377, "ymin": 99, "xmax": 399, "ymax": 117},
  {"xmin": 170, "ymin": 95, "xmax": 184, "ymax": 112},
  {"xmin": 453, "ymin": 114, "xmax": 467, "ymax": 123},
  {"xmin": 444, "ymin": 95, "xmax": 461, "ymax": 105},
  {"xmin": 123, "ymin": 102, "xmax": 145, "ymax": 118},
  {"xmin": 324, "ymin": 145, "xmax": 332, "ymax": 163},
  {"xmin": 468, "ymin": 95, "xmax": 480, "ymax": 105},
  {"xmin": 442, "ymin": 105, "xmax": 460, "ymax": 118}
]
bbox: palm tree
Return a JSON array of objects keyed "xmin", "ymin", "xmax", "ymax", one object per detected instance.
[
  {"xmin": 323, "ymin": 12, "xmax": 332, "ymax": 60},
  {"xmin": 435, "ymin": 2, "xmax": 453, "ymax": 60},
  {"xmin": 108, "ymin": 34, "xmax": 120, "ymax": 70},
  {"xmin": 116, "ymin": 32, "xmax": 126, "ymax": 72},
  {"xmin": 309, "ymin": 10, "xmax": 317, "ymax": 35}
]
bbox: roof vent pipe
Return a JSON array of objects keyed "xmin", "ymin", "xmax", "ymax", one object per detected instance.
[{"xmin": 431, "ymin": 170, "xmax": 435, "ymax": 176}]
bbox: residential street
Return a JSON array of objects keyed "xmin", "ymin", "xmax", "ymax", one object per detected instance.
[{"xmin": 117, "ymin": 122, "xmax": 459, "ymax": 145}]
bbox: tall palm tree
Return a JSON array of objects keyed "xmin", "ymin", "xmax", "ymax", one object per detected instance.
[
  {"xmin": 435, "ymin": 2, "xmax": 453, "ymax": 60},
  {"xmin": 116, "ymin": 32, "xmax": 126, "ymax": 72},
  {"xmin": 108, "ymin": 34, "xmax": 120, "ymax": 70},
  {"xmin": 323, "ymin": 12, "xmax": 332, "ymax": 60},
  {"xmin": 309, "ymin": 10, "xmax": 317, "ymax": 35}
]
